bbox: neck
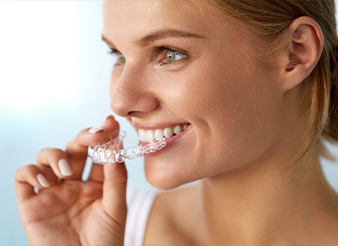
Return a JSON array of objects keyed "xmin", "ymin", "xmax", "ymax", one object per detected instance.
[{"xmin": 198, "ymin": 147, "xmax": 338, "ymax": 245}]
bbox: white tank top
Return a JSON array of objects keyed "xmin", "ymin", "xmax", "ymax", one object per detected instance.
[{"xmin": 124, "ymin": 187, "xmax": 161, "ymax": 246}]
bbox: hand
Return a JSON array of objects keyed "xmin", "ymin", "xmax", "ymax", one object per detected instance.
[{"xmin": 15, "ymin": 116, "xmax": 128, "ymax": 246}]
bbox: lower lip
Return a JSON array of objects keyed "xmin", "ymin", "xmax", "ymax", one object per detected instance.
[{"xmin": 139, "ymin": 125, "xmax": 192, "ymax": 156}]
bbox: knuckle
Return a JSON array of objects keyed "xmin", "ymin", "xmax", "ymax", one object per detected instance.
[
  {"xmin": 14, "ymin": 168, "xmax": 22, "ymax": 179},
  {"xmin": 36, "ymin": 148, "xmax": 65, "ymax": 161},
  {"xmin": 15, "ymin": 164, "xmax": 36, "ymax": 180},
  {"xmin": 36, "ymin": 148, "xmax": 50, "ymax": 160}
]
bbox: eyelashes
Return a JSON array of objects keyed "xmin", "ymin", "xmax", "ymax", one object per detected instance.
[
  {"xmin": 155, "ymin": 46, "xmax": 188, "ymax": 66},
  {"xmin": 107, "ymin": 46, "xmax": 188, "ymax": 67}
]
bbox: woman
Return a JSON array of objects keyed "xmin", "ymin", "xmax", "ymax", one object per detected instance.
[{"xmin": 15, "ymin": 0, "xmax": 338, "ymax": 245}]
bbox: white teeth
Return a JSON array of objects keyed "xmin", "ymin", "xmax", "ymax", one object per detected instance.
[
  {"xmin": 138, "ymin": 124, "xmax": 190, "ymax": 142},
  {"xmin": 154, "ymin": 129, "xmax": 164, "ymax": 140},
  {"xmin": 138, "ymin": 129, "xmax": 147, "ymax": 142},
  {"xmin": 174, "ymin": 125, "xmax": 182, "ymax": 135},
  {"xmin": 146, "ymin": 130, "xmax": 155, "ymax": 142},
  {"xmin": 163, "ymin": 127, "xmax": 174, "ymax": 139}
]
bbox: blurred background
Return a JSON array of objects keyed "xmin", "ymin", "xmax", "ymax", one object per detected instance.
[{"xmin": 0, "ymin": 1, "xmax": 338, "ymax": 245}]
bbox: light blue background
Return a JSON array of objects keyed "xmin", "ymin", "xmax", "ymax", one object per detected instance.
[{"xmin": 1, "ymin": 1, "xmax": 338, "ymax": 245}]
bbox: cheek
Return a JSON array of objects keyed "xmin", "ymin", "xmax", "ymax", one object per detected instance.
[
  {"xmin": 202, "ymin": 68, "xmax": 283, "ymax": 171},
  {"xmin": 161, "ymin": 56, "xmax": 283, "ymax": 173}
]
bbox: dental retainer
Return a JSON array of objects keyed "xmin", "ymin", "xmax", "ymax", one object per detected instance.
[{"xmin": 88, "ymin": 131, "xmax": 166, "ymax": 164}]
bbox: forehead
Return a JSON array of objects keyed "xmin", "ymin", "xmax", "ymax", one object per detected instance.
[{"xmin": 102, "ymin": 0, "xmax": 242, "ymax": 47}]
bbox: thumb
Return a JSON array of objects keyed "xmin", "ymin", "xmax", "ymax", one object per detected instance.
[{"xmin": 101, "ymin": 140, "xmax": 128, "ymax": 223}]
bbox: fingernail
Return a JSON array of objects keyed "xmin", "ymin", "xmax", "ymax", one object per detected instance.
[
  {"xmin": 58, "ymin": 159, "xmax": 73, "ymax": 176},
  {"xmin": 88, "ymin": 127, "xmax": 104, "ymax": 134},
  {"xmin": 37, "ymin": 174, "xmax": 50, "ymax": 188}
]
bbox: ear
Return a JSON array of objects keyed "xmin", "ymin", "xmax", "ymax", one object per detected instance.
[{"xmin": 281, "ymin": 16, "xmax": 324, "ymax": 92}]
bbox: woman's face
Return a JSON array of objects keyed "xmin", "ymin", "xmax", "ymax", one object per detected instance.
[{"xmin": 102, "ymin": 0, "xmax": 284, "ymax": 189}]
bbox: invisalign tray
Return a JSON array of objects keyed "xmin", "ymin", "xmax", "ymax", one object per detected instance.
[{"xmin": 88, "ymin": 131, "xmax": 166, "ymax": 164}]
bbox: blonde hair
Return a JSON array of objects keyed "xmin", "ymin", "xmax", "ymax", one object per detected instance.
[{"xmin": 199, "ymin": 0, "xmax": 338, "ymax": 164}]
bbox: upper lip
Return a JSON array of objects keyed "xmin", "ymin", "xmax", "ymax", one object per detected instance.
[{"xmin": 132, "ymin": 120, "xmax": 190, "ymax": 130}]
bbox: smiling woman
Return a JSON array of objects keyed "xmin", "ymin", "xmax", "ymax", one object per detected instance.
[{"xmin": 14, "ymin": 0, "xmax": 338, "ymax": 245}]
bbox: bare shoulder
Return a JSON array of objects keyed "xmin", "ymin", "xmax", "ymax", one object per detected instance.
[{"xmin": 143, "ymin": 184, "xmax": 201, "ymax": 245}]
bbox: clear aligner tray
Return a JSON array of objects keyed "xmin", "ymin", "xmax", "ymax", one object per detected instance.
[{"xmin": 88, "ymin": 131, "xmax": 166, "ymax": 164}]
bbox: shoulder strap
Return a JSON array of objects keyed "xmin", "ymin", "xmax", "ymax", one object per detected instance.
[{"xmin": 124, "ymin": 187, "xmax": 161, "ymax": 246}]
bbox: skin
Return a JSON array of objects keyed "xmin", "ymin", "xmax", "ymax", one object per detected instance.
[
  {"xmin": 106, "ymin": 0, "xmax": 282, "ymax": 190},
  {"xmin": 15, "ymin": 0, "xmax": 338, "ymax": 245}
]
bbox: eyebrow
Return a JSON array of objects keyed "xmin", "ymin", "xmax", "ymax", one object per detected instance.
[
  {"xmin": 102, "ymin": 28, "xmax": 207, "ymax": 48},
  {"xmin": 102, "ymin": 34, "xmax": 115, "ymax": 48},
  {"xmin": 134, "ymin": 28, "xmax": 207, "ymax": 47}
]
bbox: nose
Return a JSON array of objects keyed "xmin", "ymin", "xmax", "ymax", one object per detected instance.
[{"xmin": 110, "ymin": 64, "xmax": 159, "ymax": 118}]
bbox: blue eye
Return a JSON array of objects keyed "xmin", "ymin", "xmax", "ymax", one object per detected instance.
[{"xmin": 108, "ymin": 49, "xmax": 126, "ymax": 66}]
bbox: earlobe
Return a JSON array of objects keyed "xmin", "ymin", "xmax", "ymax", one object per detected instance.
[{"xmin": 282, "ymin": 16, "xmax": 324, "ymax": 92}]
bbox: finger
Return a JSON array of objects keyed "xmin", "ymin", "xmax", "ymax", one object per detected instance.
[
  {"xmin": 87, "ymin": 163, "xmax": 104, "ymax": 183},
  {"xmin": 15, "ymin": 165, "xmax": 50, "ymax": 203},
  {"xmin": 87, "ymin": 116, "xmax": 121, "ymax": 182},
  {"xmin": 36, "ymin": 148, "xmax": 74, "ymax": 179},
  {"xmin": 67, "ymin": 127, "xmax": 106, "ymax": 157},
  {"xmin": 88, "ymin": 141, "xmax": 120, "ymax": 183},
  {"xmin": 38, "ymin": 165, "xmax": 59, "ymax": 186},
  {"xmin": 101, "ymin": 115, "xmax": 120, "ymax": 133},
  {"xmin": 65, "ymin": 125, "xmax": 118, "ymax": 179},
  {"xmin": 62, "ymin": 127, "xmax": 108, "ymax": 179},
  {"xmin": 68, "ymin": 116, "xmax": 120, "ymax": 158},
  {"xmin": 101, "ymin": 140, "xmax": 128, "ymax": 222}
]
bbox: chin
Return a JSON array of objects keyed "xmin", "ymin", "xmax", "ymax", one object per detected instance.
[
  {"xmin": 143, "ymin": 157, "xmax": 195, "ymax": 190},
  {"xmin": 146, "ymin": 176, "xmax": 183, "ymax": 190},
  {"xmin": 144, "ymin": 166, "xmax": 185, "ymax": 190}
]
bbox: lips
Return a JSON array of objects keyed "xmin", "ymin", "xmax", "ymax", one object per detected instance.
[{"xmin": 137, "ymin": 123, "xmax": 190, "ymax": 142}]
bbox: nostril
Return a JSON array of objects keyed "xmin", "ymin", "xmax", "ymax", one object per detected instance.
[
  {"xmin": 127, "ymin": 111, "xmax": 136, "ymax": 116},
  {"xmin": 153, "ymin": 104, "xmax": 160, "ymax": 111}
]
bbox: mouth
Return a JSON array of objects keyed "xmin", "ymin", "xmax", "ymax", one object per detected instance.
[{"xmin": 137, "ymin": 123, "xmax": 191, "ymax": 142}]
